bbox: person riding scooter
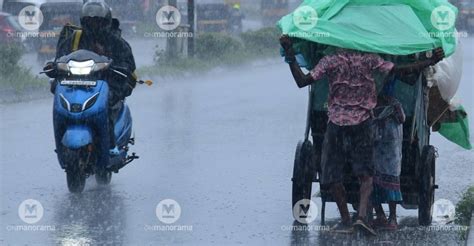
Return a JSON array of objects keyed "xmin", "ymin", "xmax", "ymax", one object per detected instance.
[{"xmin": 45, "ymin": 0, "xmax": 137, "ymax": 155}]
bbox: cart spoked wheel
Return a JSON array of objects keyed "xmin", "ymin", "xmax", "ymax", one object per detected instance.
[
  {"xmin": 419, "ymin": 145, "xmax": 436, "ymax": 226},
  {"xmin": 292, "ymin": 140, "xmax": 316, "ymax": 212}
]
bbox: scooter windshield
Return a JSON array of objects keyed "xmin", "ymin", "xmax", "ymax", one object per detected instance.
[{"xmin": 57, "ymin": 49, "xmax": 111, "ymax": 64}]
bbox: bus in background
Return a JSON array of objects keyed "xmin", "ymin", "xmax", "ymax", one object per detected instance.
[{"xmin": 36, "ymin": 0, "xmax": 82, "ymax": 63}]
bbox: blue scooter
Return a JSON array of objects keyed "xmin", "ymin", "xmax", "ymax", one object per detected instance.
[{"xmin": 44, "ymin": 50, "xmax": 143, "ymax": 193}]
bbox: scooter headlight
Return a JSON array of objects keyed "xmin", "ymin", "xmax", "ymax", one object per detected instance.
[
  {"xmin": 56, "ymin": 61, "xmax": 109, "ymax": 75},
  {"xmin": 68, "ymin": 60, "xmax": 95, "ymax": 75},
  {"xmin": 93, "ymin": 62, "xmax": 110, "ymax": 72}
]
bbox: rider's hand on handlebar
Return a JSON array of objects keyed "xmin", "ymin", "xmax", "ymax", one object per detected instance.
[
  {"xmin": 43, "ymin": 62, "xmax": 57, "ymax": 78},
  {"xmin": 43, "ymin": 62, "xmax": 54, "ymax": 70}
]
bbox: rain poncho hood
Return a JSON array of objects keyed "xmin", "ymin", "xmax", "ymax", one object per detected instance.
[{"xmin": 277, "ymin": 0, "xmax": 458, "ymax": 56}]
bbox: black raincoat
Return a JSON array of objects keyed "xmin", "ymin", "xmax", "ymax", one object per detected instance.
[{"xmin": 55, "ymin": 29, "xmax": 136, "ymax": 105}]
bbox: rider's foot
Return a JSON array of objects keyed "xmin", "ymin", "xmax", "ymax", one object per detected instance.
[
  {"xmin": 109, "ymin": 146, "xmax": 120, "ymax": 155},
  {"xmin": 353, "ymin": 217, "xmax": 377, "ymax": 236}
]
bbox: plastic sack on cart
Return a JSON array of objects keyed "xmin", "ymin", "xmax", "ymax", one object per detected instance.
[{"xmin": 429, "ymin": 32, "xmax": 463, "ymax": 102}]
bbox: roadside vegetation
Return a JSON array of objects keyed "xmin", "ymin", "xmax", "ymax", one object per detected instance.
[
  {"xmin": 0, "ymin": 43, "xmax": 45, "ymax": 97},
  {"xmin": 455, "ymin": 186, "xmax": 474, "ymax": 240},
  {"xmin": 0, "ymin": 27, "xmax": 282, "ymax": 101},
  {"xmin": 139, "ymin": 27, "xmax": 282, "ymax": 77}
]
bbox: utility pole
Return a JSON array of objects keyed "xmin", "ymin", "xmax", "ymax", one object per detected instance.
[
  {"xmin": 187, "ymin": 0, "xmax": 195, "ymax": 57},
  {"xmin": 167, "ymin": 0, "xmax": 178, "ymax": 60}
]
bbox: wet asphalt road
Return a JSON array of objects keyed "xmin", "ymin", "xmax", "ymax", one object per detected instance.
[{"xmin": 1, "ymin": 37, "xmax": 473, "ymax": 245}]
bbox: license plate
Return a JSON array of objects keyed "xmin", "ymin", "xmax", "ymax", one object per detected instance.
[{"xmin": 60, "ymin": 80, "xmax": 97, "ymax": 86}]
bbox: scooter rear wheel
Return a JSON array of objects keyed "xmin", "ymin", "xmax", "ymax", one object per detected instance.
[{"xmin": 95, "ymin": 170, "xmax": 112, "ymax": 185}]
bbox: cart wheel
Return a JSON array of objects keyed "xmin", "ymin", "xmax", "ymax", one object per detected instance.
[
  {"xmin": 292, "ymin": 140, "xmax": 315, "ymax": 211},
  {"xmin": 418, "ymin": 145, "xmax": 436, "ymax": 226}
]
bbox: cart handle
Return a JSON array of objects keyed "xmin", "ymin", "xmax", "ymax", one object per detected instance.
[{"xmin": 304, "ymin": 85, "xmax": 313, "ymax": 141}]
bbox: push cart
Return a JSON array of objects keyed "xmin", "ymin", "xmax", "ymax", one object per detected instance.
[{"xmin": 292, "ymin": 61, "xmax": 438, "ymax": 226}]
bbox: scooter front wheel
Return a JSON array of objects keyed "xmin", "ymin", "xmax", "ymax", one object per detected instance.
[
  {"xmin": 64, "ymin": 149, "xmax": 87, "ymax": 193},
  {"xmin": 66, "ymin": 167, "xmax": 86, "ymax": 193}
]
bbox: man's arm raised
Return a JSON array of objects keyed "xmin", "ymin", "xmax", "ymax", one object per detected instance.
[{"xmin": 280, "ymin": 35, "xmax": 314, "ymax": 88}]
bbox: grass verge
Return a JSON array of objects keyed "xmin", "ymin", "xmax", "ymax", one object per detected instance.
[
  {"xmin": 138, "ymin": 27, "xmax": 281, "ymax": 77},
  {"xmin": 455, "ymin": 186, "xmax": 474, "ymax": 240}
]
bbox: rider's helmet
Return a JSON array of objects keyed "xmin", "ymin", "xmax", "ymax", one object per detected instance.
[{"xmin": 80, "ymin": 0, "xmax": 112, "ymax": 37}]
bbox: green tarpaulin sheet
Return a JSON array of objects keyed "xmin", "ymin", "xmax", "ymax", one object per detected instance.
[
  {"xmin": 277, "ymin": 0, "xmax": 458, "ymax": 56},
  {"xmin": 277, "ymin": 0, "xmax": 470, "ymax": 149},
  {"xmin": 438, "ymin": 106, "xmax": 472, "ymax": 150}
]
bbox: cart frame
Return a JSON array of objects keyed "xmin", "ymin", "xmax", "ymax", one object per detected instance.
[{"xmin": 292, "ymin": 72, "xmax": 438, "ymax": 226}]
